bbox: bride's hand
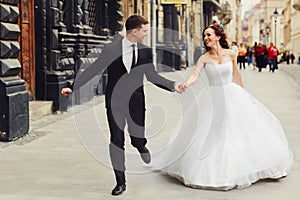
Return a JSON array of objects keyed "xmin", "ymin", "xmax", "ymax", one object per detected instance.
[
  {"xmin": 175, "ymin": 83, "xmax": 188, "ymax": 94},
  {"xmin": 182, "ymin": 82, "xmax": 189, "ymax": 90}
]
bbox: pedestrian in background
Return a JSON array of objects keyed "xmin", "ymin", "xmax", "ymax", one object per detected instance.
[
  {"xmin": 238, "ymin": 43, "xmax": 247, "ymax": 69},
  {"xmin": 252, "ymin": 42, "xmax": 257, "ymax": 70},
  {"xmin": 230, "ymin": 41, "xmax": 238, "ymax": 57},
  {"xmin": 246, "ymin": 46, "xmax": 253, "ymax": 66},
  {"xmin": 286, "ymin": 51, "xmax": 290, "ymax": 65},
  {"xmin": 255, "ymin": 42, "xmax": 267, "ymax": 72},
  {"xmin": 266, "ymin": 42, "xmax": 278, "ymax": 73},
  {"xmin": 291, "ymin": 53, "xmax": 295, "ymax": 64}
]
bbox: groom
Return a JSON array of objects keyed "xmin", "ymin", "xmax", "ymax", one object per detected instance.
[{"xmin": 61, "ymin": 14, "xmax": 184, "ymax": 195}]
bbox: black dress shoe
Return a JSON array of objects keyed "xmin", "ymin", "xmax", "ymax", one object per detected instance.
[
  {"xmin": 111, "ymin": 184, "xmax": 126, "ymax": 196},
  {"xmin": 137, "ymin": 146, "xmax": 151, "ymax": 164}
]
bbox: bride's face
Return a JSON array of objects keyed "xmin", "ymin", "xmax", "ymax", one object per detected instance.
[{"xmin": 203, "ymin": 28, "xmax": 220, "ymax": 47}]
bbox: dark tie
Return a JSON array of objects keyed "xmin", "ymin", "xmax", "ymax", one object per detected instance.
[{"xmin": 131, "ymin": 44, "xmax": 136, "ymax": 68}]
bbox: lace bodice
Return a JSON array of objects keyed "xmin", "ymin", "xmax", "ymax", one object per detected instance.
[{"xmin": 204, "ymin": 61, "xmax": 233, "ymax": 86}]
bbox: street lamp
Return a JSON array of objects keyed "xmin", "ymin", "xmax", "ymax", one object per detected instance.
[
  {"xmin": 266, "ymin": 26, "xmax": 270, "ymax": 43},
  {"xmin": 273, "ymin": 8, "xmax": 279, "ymax": 47}
]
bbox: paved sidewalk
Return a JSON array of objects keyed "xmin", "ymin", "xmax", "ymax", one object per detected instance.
[
  {"xmin": 0, "ymin": 65, "xmax": 300, "ymax": 200},
  {"xmin": 279, "ymin": 64, "xmax": 300, "ymax": 96}
]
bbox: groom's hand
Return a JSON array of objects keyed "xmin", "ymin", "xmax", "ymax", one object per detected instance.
[
  {"xmin": 174, "ymin": 83, "xmax": 187, "ymax": 94},
  {"xmin": 61, "ymin": 88, "xmax": 73, "ymax": 96}
]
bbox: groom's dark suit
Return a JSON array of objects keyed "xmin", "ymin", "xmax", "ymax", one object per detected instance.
[{"xmin": 71, "ymin": 35, "xmax": 175, "ymax": 185}]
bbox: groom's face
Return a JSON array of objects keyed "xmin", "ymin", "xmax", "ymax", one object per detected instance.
[{"xmin": 134, "ymin": 24, "xmax": 148, "ymax": 43}]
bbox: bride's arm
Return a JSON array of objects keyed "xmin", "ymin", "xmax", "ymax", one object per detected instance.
[
  {"xmin": 186, "ymin": 56, "xmax": 205, "ymax": 86},
  {"xmin": 231, "ymin": 50, "xmax": 244, "ymax": 88}
]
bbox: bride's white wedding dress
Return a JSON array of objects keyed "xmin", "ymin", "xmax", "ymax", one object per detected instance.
[{"xmin": 150, "ymin": 61, "xmax": 293, "ymax": 190}]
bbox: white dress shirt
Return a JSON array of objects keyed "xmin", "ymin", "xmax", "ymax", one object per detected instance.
[{"xmin": 122, "ymin": 37, "xmax": 137, "ymax": 73}]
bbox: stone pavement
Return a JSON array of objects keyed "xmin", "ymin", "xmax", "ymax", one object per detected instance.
[
  {"xmin": 0, "ymin": 63, "xmax": 300, "ymax": 200},
  {"xmin": 280, "ymin": 64, "xmax": 300, "ymax": 96}
]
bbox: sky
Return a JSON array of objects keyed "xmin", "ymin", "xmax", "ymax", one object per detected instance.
[{"xmin": 241, "ymin": 0, "xmax": 261, "ymax": 19}]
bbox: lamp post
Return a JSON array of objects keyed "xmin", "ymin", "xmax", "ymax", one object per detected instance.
[
  {"xmin": 273, "ymin": 8, "xmax": 279, "ymax": 47},
  {"xmin": 266, "ymin": 26, "xmax": 270, "ymax": 44}
]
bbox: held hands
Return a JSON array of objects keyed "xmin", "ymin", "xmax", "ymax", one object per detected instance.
[
  {"xmin": 62, "ymin": 84, "xmax": 188, "ymax": 96},
  {"xmin": 61, "ymin": 88, "xmax": 73, "ymax": 96},
  {"xmin": 174, "ymin": 82, "xmax": 189, "ymax": 94}
]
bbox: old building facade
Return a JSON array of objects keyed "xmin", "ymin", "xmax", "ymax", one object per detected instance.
[
  {"xmin": 1, "ymin": 0, "xmax": 233, "ymax": 140},
  {"xmin": 283, "ymin": 0, "xmax": 300, "ymax": 58},
  {"xmin": 242, "ymin": 0, "xmax": 300, "ymax": 59}
]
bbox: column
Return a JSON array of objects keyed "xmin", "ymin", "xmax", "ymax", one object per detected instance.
[{"xmin": 0, "ymin": 0, "xmax": 29, "ymax": 140}]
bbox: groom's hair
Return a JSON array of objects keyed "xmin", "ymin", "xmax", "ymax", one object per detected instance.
[{"xmin": 125, "ymin": 14, "xmax": 149, "ymax": 33}]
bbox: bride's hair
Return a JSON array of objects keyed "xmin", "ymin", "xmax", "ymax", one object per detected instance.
[{"xmin": 202, "ymin": 24, "xmax": 229, "ymax": 51}]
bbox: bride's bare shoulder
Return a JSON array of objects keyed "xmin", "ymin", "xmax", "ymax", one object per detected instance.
[{"xmin": 198, "ymin": 53, "xmax": 210, "ymax": 64}]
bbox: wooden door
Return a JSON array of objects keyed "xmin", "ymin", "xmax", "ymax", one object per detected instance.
[{"xmin": 19, "ymin": 0, "xmax": 35, "ymax": 99}]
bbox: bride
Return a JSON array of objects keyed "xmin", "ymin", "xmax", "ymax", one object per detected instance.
[{"xmin": 150, "ymin": 24, "xmax": 293, "ymax": 190}]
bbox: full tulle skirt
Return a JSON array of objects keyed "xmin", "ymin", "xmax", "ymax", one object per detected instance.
[{"xmin": 150, "ymin": 82, "xmax": 293, "ymax": 190}]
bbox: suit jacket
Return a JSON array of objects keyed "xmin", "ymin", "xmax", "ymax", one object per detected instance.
[{"xmin": 72, "ymin": 35, "xmax": 175, "ymax": 109}]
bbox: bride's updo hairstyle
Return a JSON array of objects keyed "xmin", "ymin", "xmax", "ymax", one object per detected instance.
[{"xmin": 202, "ymin": 24, "xmax": 229, "ymax": 51}]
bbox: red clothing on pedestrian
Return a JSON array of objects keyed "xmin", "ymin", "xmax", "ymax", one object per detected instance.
[
  {"xmin": 255, "ymin": 45, "xmax": 266, "ymax": 57},
  {"xmin": 266, "ymin": 46, "xmax": 278, "ymax": 60}
]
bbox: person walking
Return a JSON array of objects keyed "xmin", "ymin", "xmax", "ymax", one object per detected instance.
[
  {"xmin": 251, "ymin": 42, "xmax": 257, "ymax": 70},
  {"xmin": 286, "ymin": 51, "xmax": 290, "ymax": 65},
  {"xmin": 238, "ymin": 43, "xmax": 247, "ymax": 69},
  {"xmin": 291, "ymin": 53, "xmax": 295, "ymax": 64},
  {"xmin": 230, "ymin": 41, "xmax": 238, "ymax": 57},
  {"xmin": 246, "ymin": 46, "xmax": 253, "ymax": 66},
  {"xmin": 255, "ymin": 42, "xmax": 267, "ymax": 72},
  {"xmin": 266, "ymin": 43, "xmax": 278, "ymax": 72},
  {"xmin": 151, "ymin": 23, "xmax": 293, "ymax": 191},
  {"xmin": 61, "ymin": 14, "xmax": 184, "ymax": 196}
]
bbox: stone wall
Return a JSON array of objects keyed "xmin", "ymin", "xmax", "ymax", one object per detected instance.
[
  {"xmin": 34, "ymin": 0, "xmax": 110, "ymax": 112},
  {"xmin": 0, "ymin": 0, "xmax": 29, "ymax": 140}
]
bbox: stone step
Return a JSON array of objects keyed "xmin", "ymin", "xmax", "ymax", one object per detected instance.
[{"xmin": 29, "ymin": 101, "xmax": 52, "ymax": 122}]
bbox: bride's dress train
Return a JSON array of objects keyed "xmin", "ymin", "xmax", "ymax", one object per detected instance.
[{"xmin": 150, "ymin": 62, "xmax": 293, "ymax": 190}]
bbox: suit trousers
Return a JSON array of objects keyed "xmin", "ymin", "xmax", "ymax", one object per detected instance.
[{"xmin": 107, "ymin": 106, "xmax": 146, "ymax": 184}]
